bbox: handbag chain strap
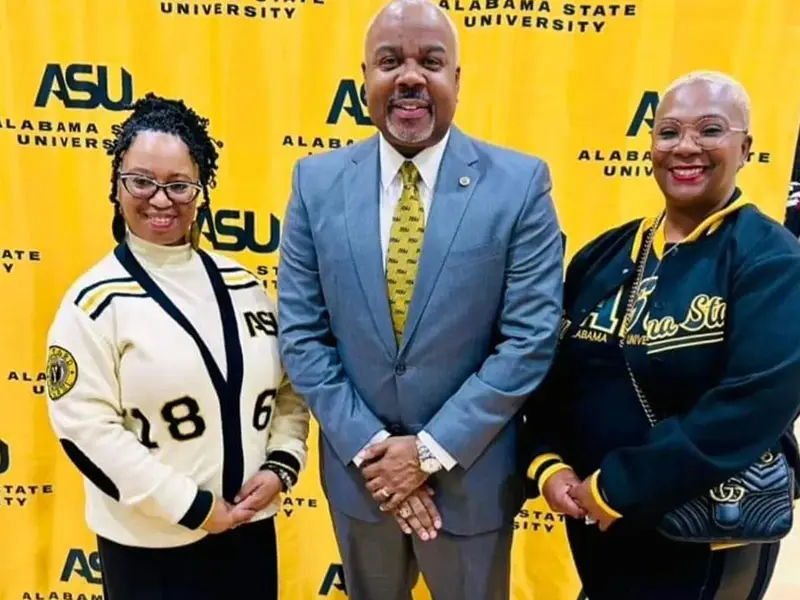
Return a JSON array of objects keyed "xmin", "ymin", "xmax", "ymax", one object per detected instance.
[{"xmin": 618, "ymin": 216, "xmax": 662, "ymax": 428}]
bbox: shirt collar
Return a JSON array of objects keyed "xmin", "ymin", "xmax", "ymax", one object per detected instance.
[{"xmin": 379, "ymin": 128, "xmax": 451, "ymax": 192}]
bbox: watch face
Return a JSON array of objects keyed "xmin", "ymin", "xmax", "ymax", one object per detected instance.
[{"xmin": 422, "ymin": 459, "xmax": 439, "ymax": 473}]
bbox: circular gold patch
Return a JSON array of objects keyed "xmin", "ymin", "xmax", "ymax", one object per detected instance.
[{"xmin": 46, "ymin": 345, "xmax": 78, "ymax": 401}]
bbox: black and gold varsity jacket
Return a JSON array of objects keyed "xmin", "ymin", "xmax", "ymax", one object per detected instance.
[{"xmin": 523, "ymin": 189, "xmax": 800, "ymax": 526}]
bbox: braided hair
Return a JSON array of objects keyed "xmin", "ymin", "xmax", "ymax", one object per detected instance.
[{"xmin": 106, "ymin": 92, "xmax": 222, "ymax": 243}]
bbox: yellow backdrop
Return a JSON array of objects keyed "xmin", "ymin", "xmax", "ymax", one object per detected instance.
[{"xmin": 1, "ymin": 1, "xmax": 799, "ymax": 598}]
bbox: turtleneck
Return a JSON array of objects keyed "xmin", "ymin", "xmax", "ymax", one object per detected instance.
[{"xmin": 126, "ymin": 230, "xmax": 194, "ymax": 268}]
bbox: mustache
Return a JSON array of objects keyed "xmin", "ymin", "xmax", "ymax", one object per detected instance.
[{"xmin": 389, "ymin": 89, "xmax": 432, "ymax": 104}]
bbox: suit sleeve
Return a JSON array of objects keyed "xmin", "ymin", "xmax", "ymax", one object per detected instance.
[
  {"xmin": 598, "ymin": 249, "xmax": 800, "ymax": 520},
  {"xmin": 277, "ymin": 160, "xmax": 387, "ymax": 465},
  {"xmin": 422, "ymin": 159, "xmax": 565, "ymax": 469},
  {"xmin": 45, "ymin": 301, "xmax": 214, "ymax": 530},
  {"xmin": 262, "ymin": 372, "xmax": 311, "ymax": 487}
]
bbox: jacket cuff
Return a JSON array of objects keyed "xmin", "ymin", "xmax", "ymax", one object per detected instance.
[
  {"xmin": 590, "ymin": 470, "xmax": 623, "ymax": 520},
  {"xmin": 527, "ymin": 453, "xmax": 567, "ymax": 495},
  {"xmin": 527, "ymin": 452, "xmax": 562, "ymax": 480},
  {"xmin": 261, "ymin": 450, "xmax": 301, "ymax": 487},
  {"xmin": 538, "ymin": 462, "xmax": 572, "ymax": 496},
  {"xmin": 178, "ymin": 489, "xmax": 215, "ymax": 530}
]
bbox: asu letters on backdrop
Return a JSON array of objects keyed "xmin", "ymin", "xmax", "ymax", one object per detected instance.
[{"xmin": 1, "ymin": 1, "xmax": 799, "ymax": 599}]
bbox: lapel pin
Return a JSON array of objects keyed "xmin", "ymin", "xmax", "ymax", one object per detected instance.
[{"xmin": 459, "ymin": 176, "xmax": 471, "ymax": 187}]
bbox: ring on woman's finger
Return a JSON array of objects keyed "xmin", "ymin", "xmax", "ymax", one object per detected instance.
[
  {"xmin": 379, "ymin": 487, "xmax": 391, "ymax": 499},
  {"xmin": 398, "ymin": 503, "xmax": 412, "ymax": 519}
]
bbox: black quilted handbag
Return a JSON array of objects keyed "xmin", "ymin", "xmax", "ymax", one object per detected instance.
[
  {"xmin": 654, "ymin": 449, "xmax": 794, "ymax": 543},
  {"xmin": 616, "ymin": 216, "xmax": 795, "ymax": 544}
]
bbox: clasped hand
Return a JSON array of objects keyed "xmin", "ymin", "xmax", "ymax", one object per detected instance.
[
  {"xmin": 542, "ymin": 469, "xmax": 617, "ymax": 532},
  {"xmin": 201, "ymin": 470, "xmax": 284, "ymax": 534},
  {"xmin": 360, "ymin": 436, "xmax": 442, "ymax": 541}
]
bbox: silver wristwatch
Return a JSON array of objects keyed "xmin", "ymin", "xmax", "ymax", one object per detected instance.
[{"xmin": 416, "ymin": 438, "xmax": 442, "ymax": 474}]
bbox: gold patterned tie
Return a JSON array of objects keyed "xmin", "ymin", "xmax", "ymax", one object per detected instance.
[{"xmin": 386, "ymin": 161, "xmax": 425, "ymax": 344}]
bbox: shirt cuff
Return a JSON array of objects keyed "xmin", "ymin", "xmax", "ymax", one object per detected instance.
[
  {"xmin": 352, "ymin": 429, "xmax": 391, "ymax": 467},
  {"xmin": 418, "ymin": 430, "xmax": 457, "ymax": 471}
]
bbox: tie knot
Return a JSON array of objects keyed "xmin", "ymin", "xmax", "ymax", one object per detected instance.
[{"xmin": 399, "ymin": 161, "xmax": 420, "ymax": 188}]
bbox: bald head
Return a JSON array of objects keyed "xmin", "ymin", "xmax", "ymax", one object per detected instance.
[
  {"xmin": 659, "ymin": 70, "xmax": 751, "ymax": 130},
  {"xmin": 365, "ymin": 0, "xmax": 460, "ymax": 63}
]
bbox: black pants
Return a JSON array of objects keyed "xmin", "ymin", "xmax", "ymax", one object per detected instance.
[
  {"xmin": 567, "ymin": 519, "xmax": 780, "ymax": 600},
  {"xmin": 97, "ymin": 517, "xmax": 277, "ymax": 600}
]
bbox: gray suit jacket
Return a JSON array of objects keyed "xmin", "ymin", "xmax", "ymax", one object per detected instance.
[{"xmin": 277, "ymin": 126, "xmax": 564, "ymax": 535}]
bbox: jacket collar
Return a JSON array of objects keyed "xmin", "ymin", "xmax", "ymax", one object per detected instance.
[{"xmin": 630, "ymin": 187, "xmax": 751, "ymax": 260}]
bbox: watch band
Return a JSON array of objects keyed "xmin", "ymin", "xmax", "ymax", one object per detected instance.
[
  {"xmin": 418, "ymin": 441, "xmax": 434, "ymax": 461},
  {"xmin": 416, "ymin": 438, "xmax": 442, "ymax": 473}
]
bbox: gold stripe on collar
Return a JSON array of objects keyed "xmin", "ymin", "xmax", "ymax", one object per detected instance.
[
  {"xmin": 685, "ymin": 194, "xmax": 752, "ymax": 242},
  {"xmin": 630, "ymin": 194, "xmax": 753, "ymax": 261}
]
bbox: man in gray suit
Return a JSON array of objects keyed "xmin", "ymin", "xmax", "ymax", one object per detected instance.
[{"xmin": 277, "ymin": 0, "xmax": 564, "ymax": 597}]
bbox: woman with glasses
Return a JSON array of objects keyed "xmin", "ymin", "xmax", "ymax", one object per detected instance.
[
  {"xmin": 524, "ymin": 71, "xmax": 800, "ymax": 599},
  {"xmin": 44, "ymin": 93, "xmax": 309, "ymax": 600}
]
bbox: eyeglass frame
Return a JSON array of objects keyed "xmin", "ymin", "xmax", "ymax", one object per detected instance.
[
  {"xmin": 118, "ymin": 172, "xmax": 203, "ymax": 205},
  {"xmin": 650, "ymin": 119, "xmax": 748, "ymax": 151}
]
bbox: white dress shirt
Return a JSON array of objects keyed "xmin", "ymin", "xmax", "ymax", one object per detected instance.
[{"xmin": 352, "ymin": 130, "xmax": 457, "ymax": 472}]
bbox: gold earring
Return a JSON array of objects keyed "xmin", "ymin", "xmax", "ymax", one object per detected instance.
[{"xmin": 188, "ymin": 221, "xmax": 200, "ymax": 249}]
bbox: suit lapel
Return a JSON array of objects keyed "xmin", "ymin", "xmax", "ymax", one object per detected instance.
[
  {"xmin": 344, "ymin": 135, "xmax": 396, "ymax": 358},
  {"xmin": 400, "ymin": 128, "xmax": 480, "ymax": 354}
]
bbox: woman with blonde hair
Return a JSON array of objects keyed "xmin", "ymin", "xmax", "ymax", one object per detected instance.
[{"xmin": 526, "ymin": 71, "xmax": 800, "ymax": 599}]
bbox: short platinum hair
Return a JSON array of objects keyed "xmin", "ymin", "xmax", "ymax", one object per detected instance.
[
  {"xmin": 364, "ymin": 0, "xmax": 460, "ymax": 61},
  {"xmin": 662, "ymin": 70, "xmax": 751, "ymax": 130}
]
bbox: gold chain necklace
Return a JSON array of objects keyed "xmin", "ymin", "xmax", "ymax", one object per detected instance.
[{"xmin": 648, "ymin": 212, "xmax": 683, "ymax": 280}]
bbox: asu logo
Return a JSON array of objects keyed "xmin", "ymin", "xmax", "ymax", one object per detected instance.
[
  {"xmin": 60, "ymin": 548, "xmax": 102, "ymax": 584},
  {"xmin": 326, "ymin": 79, "xmax": 371, "ymax": 126},
  {"xmin": 46, "ymin": 345, "xmax": 79, "ymax": 400},
  {"xmin": 625, "ymin": 90, "xmax": 659, "ymax": 137},
  {"xmin": 35, "ymin": 63, "xmax": 134, "ymax": 111},
  {"xmin": 319, "ymin": 563, "xmax": 347, "ymax": 595},
  {"xmin": 196, "ymin": 208, "xmax": 281, "ymax": 254}
]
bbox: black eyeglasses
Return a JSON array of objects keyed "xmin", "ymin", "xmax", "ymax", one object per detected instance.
[{"xmin": 119, "ymin": 173, "xmax": 202, "ymax": 205}]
